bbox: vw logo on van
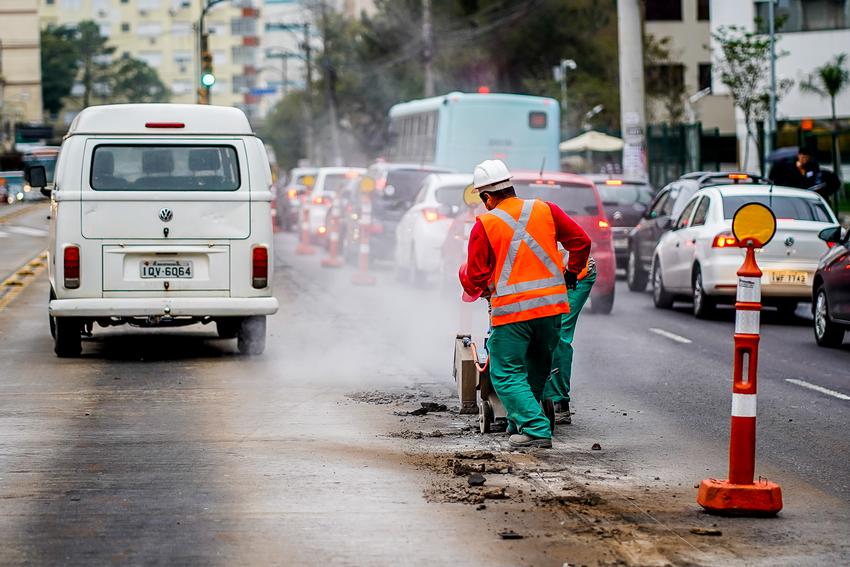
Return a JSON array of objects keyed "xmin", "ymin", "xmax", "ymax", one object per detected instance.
[
  {"xmin": 784, "ymin": 235, "xmax": 795, "ymax": 247},
  {"xmin": 159, "ymin": 208, "xmax": 173, "ymax": 222}
]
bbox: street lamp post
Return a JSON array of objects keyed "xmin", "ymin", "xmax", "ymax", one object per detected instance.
[{"xmin": 553, "ymin": 59, "xmax": 577, "ymax": 128}]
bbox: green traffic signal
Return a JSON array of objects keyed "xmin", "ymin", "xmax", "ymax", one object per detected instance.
[{"xmin": 201, "ymin": 72, "xmax": 216, "ymax": 87}]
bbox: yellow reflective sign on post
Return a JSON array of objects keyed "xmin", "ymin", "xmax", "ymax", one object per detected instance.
[
  {"xmin": 302, "ymin": 175, "xmax": 315, "ymax": 188},
  {"xmin": 360, "ymin": 176, "xmax": 376, "ymax": 193},
  {"xmin": 462, "ymin": 184, "xmax": 480, "ymax": 208},
  {"xmin": 732, "ymin": 203, "xmax": 776, "ymax": 248}
]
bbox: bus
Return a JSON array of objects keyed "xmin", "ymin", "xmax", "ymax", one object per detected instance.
[{"xmin": 387, "ymin": 92, "xmax": 560, "ymax": 174}]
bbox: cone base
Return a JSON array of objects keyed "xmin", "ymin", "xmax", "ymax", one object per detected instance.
[
  {"xmin": 351, "ymin": 272, "xmax": 376, "ymax": 286},
  {"xmin": 697, "ymin": 478, "xmax": 782, "ymax": 516},
  {"xmin": 321, "ymin": 257, "xmax": 344, "ymax": 268},
  {"xmin": 295, "ymin": 244, "xmax": 316, "ymax": 255}
]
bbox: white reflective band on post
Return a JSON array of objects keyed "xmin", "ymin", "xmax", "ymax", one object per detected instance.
[
  {"xmin": 737, "ymin": 276, "xmax": 761, "ymax": 303},
  {"xmin": 359, "ymin": 244, "xmax": 369, "ymax": 254},
  {"xmin": 731, "ymin": 393, "xmax": 757, "ymax": 417},
  {"xmin": 362, "ymin": 203, "xmax": 372, "ymax": 214},
  {"xmin": 735, "ymin": 309, "xmax": 760, "ymax": 335},
  {"xmin": 330, "ymin": 232, "xmax": 339, "ymax": 242}
]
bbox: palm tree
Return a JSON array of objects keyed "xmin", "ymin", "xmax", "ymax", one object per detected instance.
[{"xmin": 800, "ymin": 53, "xmax": 849, "ymax": 201}]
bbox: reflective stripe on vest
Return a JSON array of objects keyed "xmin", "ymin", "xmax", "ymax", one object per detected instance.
[
  {"xmin": 487, "ymin": 201, "xmax": 564, "ymax": 296},
  {"xmin": 490, "ymin": 292, "xmax": 568, "ymax": 317}
]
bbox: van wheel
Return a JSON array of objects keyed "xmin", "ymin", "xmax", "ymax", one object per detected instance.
[
  {"xmin": 692, "ymin": 267, "xmax": 716, "ymax": 319},
  {"xmin": 216, "ymin": 318, "xmax": 241, "ymax": 339},
  {"xmin": 237, "ymin": 315, "xmax": 267, "ymax": 355},
  {"xmin": 54, "ymin": 317, "xmax": 82, "ymax": 358},
  {"xmin": 652, "ymin": 259, "xmax": 675, "ymax": 309},
  {"xmin": 49, "ymin": 289, "xmax": 57, "ymax": 339},
  {"xmin": 626, "ymin": 247, "xmax": 648, "ymax": 292}
]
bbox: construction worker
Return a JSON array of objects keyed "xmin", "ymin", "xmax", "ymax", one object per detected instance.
[
  {"xmin": 460, "ymin": 160, "xmax": 591, "ymax": 448},
  {"xmin": 545, "ymin": 257, "xmax": 596, "ymax": 424}
]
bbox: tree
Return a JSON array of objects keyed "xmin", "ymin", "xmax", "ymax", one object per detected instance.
[
  {"xmin": 41, "ymin": 25, "xmax": 81, "ymax": 116},
  {"xmin": 712, "ymin": 25, "xmax": 793, "ymax": 170},
  {"xmin": 108, "ymin": 54, "xmax": 169, "ymax": 103},
  {"xmin": 74, "ymin": 21, "xmax": 115, "ymax": 108},
  {"xmin": 800, "ymin": 53, "xmax": 849, "ymax": 176},
  {"xmin": 644, "ymin": 34, "xmax": 686, "ymax": 124}
]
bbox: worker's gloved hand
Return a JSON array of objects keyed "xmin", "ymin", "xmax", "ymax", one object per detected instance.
[{"xmin": 563, "ymin": 270, "xmax": 578, "ymax": 291}]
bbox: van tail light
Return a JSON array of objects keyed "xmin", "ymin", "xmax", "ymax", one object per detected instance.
[
  {"xmin": 252, "ymin": 246, "xmax": 268, "ymax": 288},
  {"xmin": 712, "ymin": 232, "xmax": 738, "ymax": 248},
  {"xmin": 64, "ymin": 245, "xmax": 80, "ymax": 289},
  {"xmin": 598, "ymin": 219, "xmax": 610, "ymax": 229},
  {"xmin": 287, "ymin": 188, "xmax": 298, "ymax": 199},
  {"xmin": 313, "ymin": 196, "xmax": 330, "ymax": 205},
  {"xmin": 422, "ymin": 207, "xmax": 445, "ymax": 223}
]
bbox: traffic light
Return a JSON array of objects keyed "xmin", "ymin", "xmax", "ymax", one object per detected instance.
[{"xmin": 200, "ymin": 50, "xmax": 215, "ymax": 89}]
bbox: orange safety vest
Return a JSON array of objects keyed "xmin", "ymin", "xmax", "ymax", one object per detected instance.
[{"xmin": 479, "ymin": 197, "xmax": 570, "ymax": 326}]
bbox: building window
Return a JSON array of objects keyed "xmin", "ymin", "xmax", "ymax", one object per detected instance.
[
  {"xmin": 45, "ymin": 0, "xmax": 55, "ymax": 5},
  {"xmin": 138, "ymin": 0, "xmax": 160, "ymax": 9},
  {"xmin": 120, "ymin": 0, "xmax": 128, "ymax": 3},
  {"xmin": 231, "ymin": 45, "xmax": 257, "ymax": 65},
  {"xmin": 213, "ymin": 50, "xmax": 227, "ymax": 65},
  {"xmin": 756, "ymin": 0, "xmax": 850, "ymax": 33},
  {"xmin": 98, "ymin": 23, "xmax": 111, "ymax": 37},
  {"xmin": 698, "ymin": 63, "xmax": 712, "ymax": 92},
  {"xmin": 60, "ymin": 0, "xmax": 82, "ymax": 9},
  {"xmin": 645, "ymin": 0, "xmax": 682, "ymax": 21},
  {"xmin": 647, "ymin": 64, "xmax": 685, "ymax": 94},
  {"xmin": 233, "ymin": 75, "xmax": 256, "ymax": 94},
  {"xmin": 121, "ymin": 22, "xmax": 130, "ymax": 32},
  {"xmin": 137, "ymin": 22, "xmax": 162, "ymax": 36},
  {"xmin": 211, "ymin": 78, "xmax": 227, "ymax": 94},
  {"xmin": 697, "ymin": 0, "xmax": 710, "ymax": 20},
  {"xmin": 231, "ymin": 17, "xmax": 257, "ymax": 36},
  {"xmin": 173, "ymin": 50, "xmax": 192, "ymax": 66},
  {"xmin": 138, "ymin": 51, "xmax": 163, "ymax": 67},
  {"xmin": 171, "ymin": 79, "xmax": 193, "ymax": 95},
  {"xmin": 171, "ymin": 21, "xmax": 192, "ymax": 35}
]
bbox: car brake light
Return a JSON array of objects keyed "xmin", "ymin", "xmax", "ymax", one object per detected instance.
[
  {"xmin": 826, "ymin": 241, "xmax": 836, "ymax": 249},
  {"xmin": 713, "ymin": 232, "xmax": 738, "ymax": 248},
  {"xmin": 252, "ymin": 246, "xmax": 268, "ymax": 288},
  {"xmin": 313, "ymin": 196, "xmax": 330, "ymax": 205},
  {"xmin": 598, "ymin": 219, "xmax": 610, "ymax": 229},
  {"xmin": 604, "ymin": 179, "xmax": 624, "ymax": 186},
  {"xmin": 422, "ymin": 208, "xmax": 444, "ymax": 222},
  {"xmin": 288, "ymin": 189, "xmax": 297, "ymax": 199},
  {"xmin": 64, "ymin": 245, "xmax": 80, "ymax": 289},
  {"xmin": 728, "ymin": 173, "xmax": 749, "ymax": 181},
  {"xmin": 145, "ymin": 122, "xmax": 185, "ymax": 128}
]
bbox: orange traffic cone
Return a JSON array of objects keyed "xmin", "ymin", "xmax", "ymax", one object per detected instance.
[
  {"xmin": 351, "ymin": 193, "xmax": 376, "ymax": 286},
  {"xmin": 295, "ymin": 203, "xmax": 316, "ymax": 255},
  {"xmin": 321, "ymin": 204, "xmax": 344, "ymax": 268}
]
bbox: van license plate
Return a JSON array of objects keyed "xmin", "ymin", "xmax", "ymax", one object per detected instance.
[
  {"xmin": 141, "ymin": 260, "xmax": 193, "ymax": 279},
  {"xmin": 770, "ymin": 271, "xmax": 807, "ymax": 285}
]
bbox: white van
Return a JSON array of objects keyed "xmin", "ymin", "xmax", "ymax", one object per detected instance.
[{"xmin": 29, "ymin": 104, "xmax": 279, "ymax": 357}]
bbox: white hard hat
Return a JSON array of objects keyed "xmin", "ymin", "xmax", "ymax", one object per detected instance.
[{"xmin": 472, "ymin": 159, "xmax": 513, "ymax": 194}]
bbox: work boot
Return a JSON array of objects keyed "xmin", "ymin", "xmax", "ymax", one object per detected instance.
[
  {"xmin": 554, "ymin": 400, "xmax": 572, "ymax": 425},
  {"xmin": 509, "ymin": 434, "xmax": 552, "ymax": 448}
]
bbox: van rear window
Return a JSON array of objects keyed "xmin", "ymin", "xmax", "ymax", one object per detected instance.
[{"xmin": 91, "ymin": 145, "xmax": 240, "ymax": 191}]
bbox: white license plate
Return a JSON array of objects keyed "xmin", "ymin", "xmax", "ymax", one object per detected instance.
[
  {"xmin": 770, "ymin": 271, "xmax": 808, "ymax": 285},
  {"xmin": 140, "ymin": 260, "xmax": 193, "ymax": 279},
  {"xmin": 614, "ymin": 238, "xmax": 628, "ymax": 248}
]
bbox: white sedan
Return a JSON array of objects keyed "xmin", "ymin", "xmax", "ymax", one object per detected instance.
[
  {"xmin": 303, "ymin": 167, "xmax": 364, "ymax": 238},
  {"xmin": 651, "ymin": 184, "xmax": 838, "ymax": 318},
  {"xmin": 395, "ymin": 173, "xmax": 472, "ymax": 283}
]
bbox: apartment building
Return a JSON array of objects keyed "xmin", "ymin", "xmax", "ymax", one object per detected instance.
[
  {"xmin": 711, "ymin": 0, "xmax": 850, "ymax": 172},
  {"xmin": 1, "ymin": 0, "xmax": 44, "ymax": 148},
  {"xmin": 644, "ymin": 0, "xmax": 735, "ymax": 134},
  {"xmin": 38, "ymin": 0, "xmax": 261, "ymax": 119}
]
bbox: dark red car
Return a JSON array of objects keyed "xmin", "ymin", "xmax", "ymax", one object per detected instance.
[{"xmin": 441, "ymin": 171, "xmax": 616, "ymax": 313}]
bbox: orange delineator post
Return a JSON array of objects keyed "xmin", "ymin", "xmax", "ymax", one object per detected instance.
[
  {"xmin": 295, "ymin": 202, "xmax": 316, "ymax": 256},
  {"xmin": 321, "ymin": 203, "xmax": 344, "ymax": 268},
  {"xmin": 697, "ymin": 245, "xmax": 783, "ymax": 515},
  {"xmin": 351, "ymin": 193, "xmax": 376, "ymax": 286}
]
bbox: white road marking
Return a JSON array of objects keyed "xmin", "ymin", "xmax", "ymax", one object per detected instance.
[
  {"xmin": 785, "ymin": 378, "xmax": 850, "ymax": 401},
  {"xmin": 648, "ymin": 327, "xmax": 692, "ymax": 344},
  {"xmin": 3, "ymin": 225, "xmax": 47, "ymax": 237}
]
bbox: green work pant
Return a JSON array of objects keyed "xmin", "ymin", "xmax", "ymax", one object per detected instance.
[
  {"xmin": 488, "ymin": 314, "xmax": 562, "ymax": 439},
  {"xmin": 545, "ymin": 271, "xmax": 596, "ymax": 403}
]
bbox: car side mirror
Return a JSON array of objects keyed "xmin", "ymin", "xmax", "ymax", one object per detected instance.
[
  {"xmin": 41, "ymin": 186, "xmax": 52, "ymax": 197},
  {"xmin": 657, "ymin": 216, "xmax": 673, "ymax": 230},
  {"xmin": 25, "ymin": 165, "xmax": 47, "ymax": 189},
  {"xmin": 818, "ymin": 226, "xmax": 844, "ymax": 243}
]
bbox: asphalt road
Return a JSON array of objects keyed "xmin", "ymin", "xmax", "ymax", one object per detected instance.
[{"xmin": 0, "ymin": 226, "xmax": 847, "ymax": 565}]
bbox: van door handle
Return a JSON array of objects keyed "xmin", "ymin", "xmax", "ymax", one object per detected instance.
[{"xmin": 690, "ymin": 239, "xmax": 696, "ymax": 244}]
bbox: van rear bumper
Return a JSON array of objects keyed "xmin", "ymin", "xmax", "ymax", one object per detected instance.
[{"xmin": 49, "ymin": 297, "xmax": 279, "ymax": 317}]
